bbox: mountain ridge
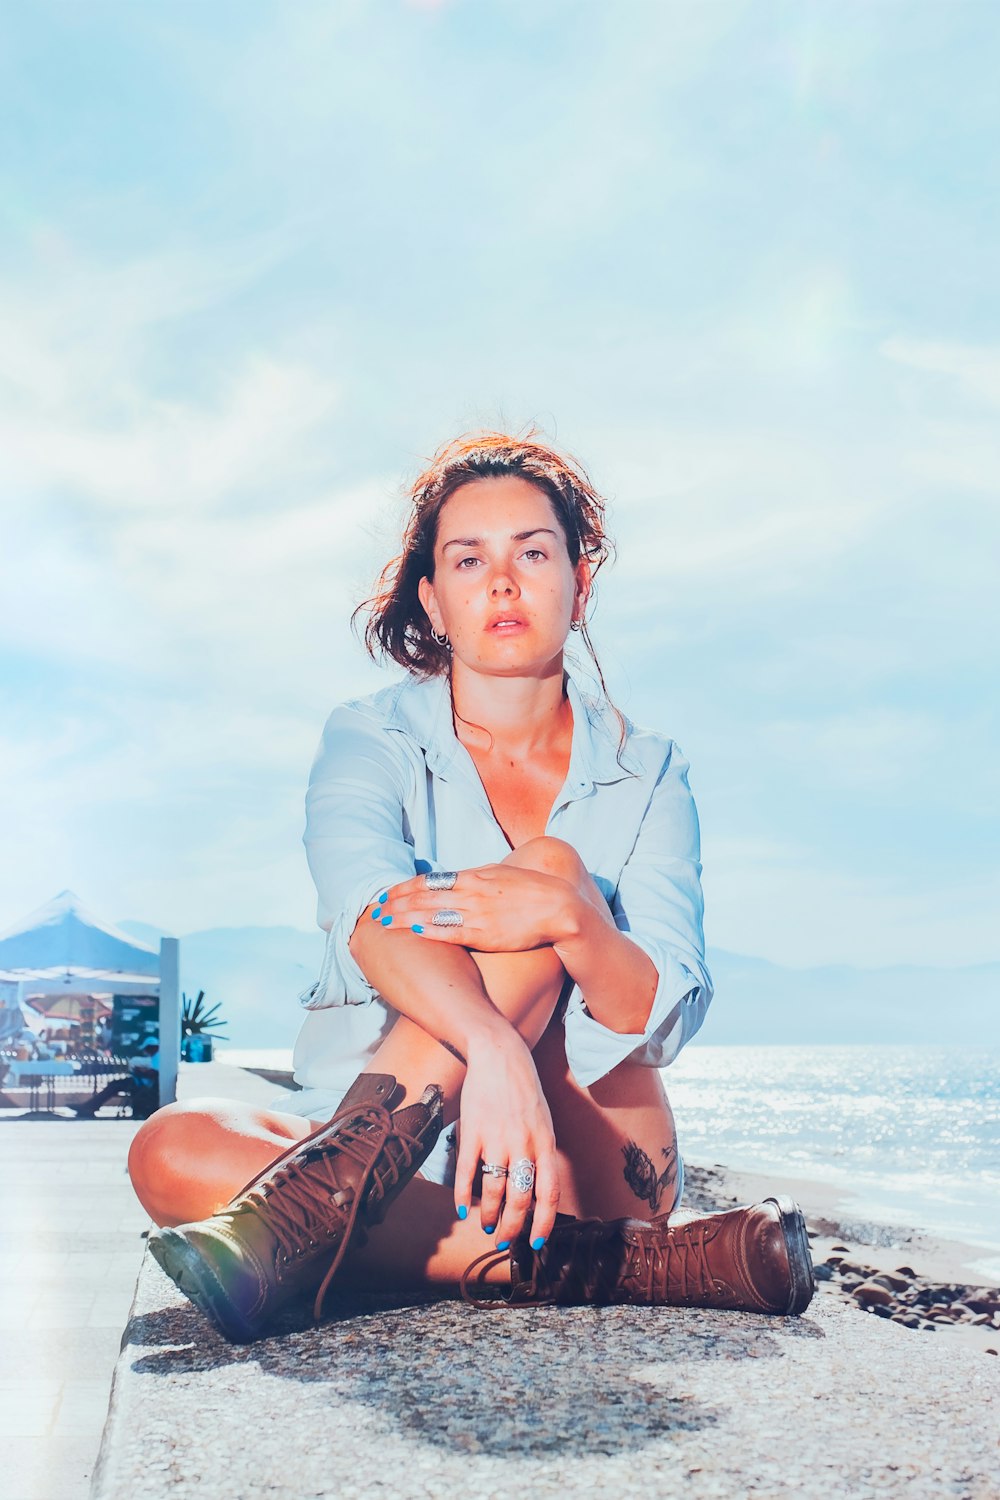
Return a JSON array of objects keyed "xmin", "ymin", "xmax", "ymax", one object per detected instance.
[{"xmin": 116, "ymin": 919, "xmax": 998, "ymax": 1050}]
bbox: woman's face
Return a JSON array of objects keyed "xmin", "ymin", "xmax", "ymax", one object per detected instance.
[{"xmin": 417, "ymin": 476, "xmax": 589, "ymax": 677}]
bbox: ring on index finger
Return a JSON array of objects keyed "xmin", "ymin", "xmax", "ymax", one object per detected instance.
[
  {"xmin": 481, "ymin": 1161, "xmax": 508, "ymax": 1180},
  {"xmin": 424, "ymin": 870, "xmax": 458, "ymax": 891},
  {"xmin": 508, "ymin": 1158, "xmax": 536, "ymax": 1194}
]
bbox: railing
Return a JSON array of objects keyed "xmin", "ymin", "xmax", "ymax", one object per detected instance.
[{"xmin": 0, "ymin": 1051, "xmax": 139, "ymax": 1112}]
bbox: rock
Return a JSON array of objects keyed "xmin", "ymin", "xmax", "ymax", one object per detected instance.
[
  {"xmin": 853, "ymin": 1281, "xmax": 894, "ymax": 1307},
  {"xmin": 871, "ymin": 1271, "xmax": 911, "ymax": 1292},
  {"xmin": 813, "ymin": 1264, "xmax": 834, "ymax": 1281},
  {"xmin": 894, "ymin": 1265, "xmax": 917, "ymax": 1276}
]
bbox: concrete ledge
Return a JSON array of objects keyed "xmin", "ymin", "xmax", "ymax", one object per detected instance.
[{"xmin": 92, "ymin": 1250, "xmax": 998, "ymax": 1499}]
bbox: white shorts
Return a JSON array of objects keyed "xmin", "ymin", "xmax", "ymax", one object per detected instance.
[{"xmin": 270, "ymin": 1088, "xmax": 685, "ymax": 1213}]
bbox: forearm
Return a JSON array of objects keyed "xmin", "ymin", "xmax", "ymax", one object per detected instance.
[
  {"xmin": 552, "ymin": 895, "xmax": 659, "ymax": 1035},
  {"xmin": 348, "ymin": 913, "xmax": 515, "ymax": 1061}
]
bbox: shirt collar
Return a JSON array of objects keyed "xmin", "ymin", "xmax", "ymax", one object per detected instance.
[{"xmin": 383, "ymin": 667, "xmax": 642, "ymax": 788}]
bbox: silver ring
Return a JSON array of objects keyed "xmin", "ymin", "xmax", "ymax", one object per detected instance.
[
  {"xmin": 424, "ymin": 870, "xmax": 458, "ymax": 891},
  {"xmin": 481, "ymin": 1161, "xmax": 508, "ymax": 1179},
  {"xmin": 431, "ymin": 909, "xmax": 464, "ymax": 927},
  {"xmin": 509, "ymin": 1158, "xmax": 536, "ymax": 1194}
]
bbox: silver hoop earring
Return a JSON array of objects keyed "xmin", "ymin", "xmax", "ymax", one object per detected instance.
[
  {"xmin": 570, "ymin": 620, "xmax": 582, "ymax": 631},
  {"xmin": 431, "ymin": 628, "xmax": 450, "ymax": 647}
]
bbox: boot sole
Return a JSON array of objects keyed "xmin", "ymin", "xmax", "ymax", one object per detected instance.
[
  {"xmin": 764, "ymin": 1194, "xmax": 816, "ymax": 1314},
  {"xmin": 146, "ymin": 1228, "xmax": 260, "ymax": 1344}
]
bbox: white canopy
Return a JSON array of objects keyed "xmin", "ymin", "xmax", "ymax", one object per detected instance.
[{"xmin": 0, "ymin": 890, "xmax": 161, "ymax": 1002}]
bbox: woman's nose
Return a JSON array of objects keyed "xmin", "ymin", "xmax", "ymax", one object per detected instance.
[{"xmin": 489, "ymin": 567, "xmax": 518, "ymax": 596}]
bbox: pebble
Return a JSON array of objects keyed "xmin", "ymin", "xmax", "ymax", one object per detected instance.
[
  {"xmin": 853, "ymin": 1282, "xmax": 894, "ymax": 1307},
  {"xmin": 815, "ymin": 1251, "xmax": 1000, "ymax": 1351}
]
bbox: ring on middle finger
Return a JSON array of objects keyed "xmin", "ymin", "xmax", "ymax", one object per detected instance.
[
  {"xmin": 509, "ymin": 1158, "xmax": 537, "ymax": 1194},
  {"xmin": 424, "ymin": 870, "xmax": 458, "ymax": 891},
  {"xmin": 431, "ymin": 909, "xmax": 464, "ymax": 927}
]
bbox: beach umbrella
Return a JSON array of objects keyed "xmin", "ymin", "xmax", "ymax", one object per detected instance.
[{"xmin": 25, "ymin": 994, "xmax": 113, "ymax": 1022}]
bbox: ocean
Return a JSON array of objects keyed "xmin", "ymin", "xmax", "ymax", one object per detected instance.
[{"xmin": 216, "ymin": 1042, "xmax": 1000, "ymax": 1272}]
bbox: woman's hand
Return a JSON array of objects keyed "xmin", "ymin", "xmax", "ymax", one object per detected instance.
[
  {"xmin": 368, "ymin": 863, "xmax": 578, "ymax": 953},
  {"xmin": 454, "ymin": 1027, "xmax": 561, "ymax": 1249}
]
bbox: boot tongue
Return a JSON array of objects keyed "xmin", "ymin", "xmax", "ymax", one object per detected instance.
[{"xmin": 339, "ymin": 1073, "xmax": 403, "ymax": 1113}]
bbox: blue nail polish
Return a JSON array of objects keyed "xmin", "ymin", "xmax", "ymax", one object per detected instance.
[
  {"xmin": 483, "ymin": 1224, "xmax": 495, "ymax": 1235},
  {"xmin": 378, "ymin": 892, "xmax": 388, "ymax": 904},
  {"xmin": 411, "ymin": 924, "xmax": 424, "ymax": 934},
  {"xmin": 371, "ymin": 907, "xmax": 382, "ymax": 919},
  {"xmin": 381, "ymin": 914, "xmax": 393, "ymax": 925},
  {"xmin": 496, "ymin": 1240, "xmax": 510, "ymax": 1251},
  {"xmin": 457, "ymin": 1204, "xmax": 468, "ymax": 1220},
  {"xmin": 531, "ymin": 1236, "xmax": 546, "ymax": 1251}
]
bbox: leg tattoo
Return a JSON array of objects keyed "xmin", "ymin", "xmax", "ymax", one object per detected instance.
[{"xmin": 621, "ymin": 1140, "xmax": 678, "ymax": 1213}]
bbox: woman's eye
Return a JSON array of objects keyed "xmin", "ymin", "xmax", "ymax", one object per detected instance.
[{"xmin": 456, "ymin": 550, "xmax": 546, "ymax": 568}]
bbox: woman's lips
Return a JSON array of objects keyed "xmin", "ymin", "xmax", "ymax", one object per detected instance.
[{"xmin": 488, "ymin": 619, "xmax": 528, "ymax": 631}]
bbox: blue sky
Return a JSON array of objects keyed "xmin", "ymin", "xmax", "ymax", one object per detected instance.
[{"xmin": 2, "ymin": 1, "xmax": 998, "ymax": 968}]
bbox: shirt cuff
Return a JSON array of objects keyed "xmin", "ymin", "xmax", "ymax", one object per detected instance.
[
  {"xmin": 299, "ymin": 871, "xmax": 400, "ymax": 1010},
  {"xmin": 563, "ymin": 938, "xmax": 712, "ymax": 1089}
]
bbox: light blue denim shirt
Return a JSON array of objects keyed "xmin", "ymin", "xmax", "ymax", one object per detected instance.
[{"xmin": 292, "ymin": 666, "xmax": 713, "ymax": 1094}]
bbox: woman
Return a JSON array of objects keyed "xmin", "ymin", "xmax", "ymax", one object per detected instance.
[{"xmin": 131, "ymin": 429, "xmax": 815, "ymax": 1342}]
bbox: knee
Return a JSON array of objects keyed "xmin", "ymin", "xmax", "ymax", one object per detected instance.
[
  {"xmin": 507, "ymin": 835, "xmax": 589, "ymax": 888},
  {"xmin": 127, "ymin": 1097, "xmax": 243, "ymax": 1224}
]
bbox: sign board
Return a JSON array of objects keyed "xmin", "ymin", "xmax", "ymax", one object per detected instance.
[{"xmin": 111, "ymin": 993, "xmax": 160, "ymax": 1056}]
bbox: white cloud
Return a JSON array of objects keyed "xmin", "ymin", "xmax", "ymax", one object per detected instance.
[{"xmin": 881, "ymin": 336, "xmax": 1000, "ymax": 408}]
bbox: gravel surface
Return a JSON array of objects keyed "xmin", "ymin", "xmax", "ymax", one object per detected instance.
[{"xmin": 92, "ymin": 1250, "xmax": 998, "ymax": 1500}]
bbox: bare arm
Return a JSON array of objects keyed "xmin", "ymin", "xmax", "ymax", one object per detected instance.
[
  {"xmin": 553, "ymin": 894, "xmax": 660, "ymax": 1035},
  {"xmin": 348, "ymin": 908, "xmax": 560, "ymax": 1244},
  {"xmin": 347, "ymin": 913, "xmax": 515, "ymax": 1062}
]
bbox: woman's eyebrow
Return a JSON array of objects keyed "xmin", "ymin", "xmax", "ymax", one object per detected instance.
[{"xmin": 441, "ymin": 528, "xmax": 559, "ymax": 553}]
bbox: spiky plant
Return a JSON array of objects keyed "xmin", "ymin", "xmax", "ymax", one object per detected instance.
[{"xmin": 180, "ymin": 990, "xmax": 229, "ymax": 1042}]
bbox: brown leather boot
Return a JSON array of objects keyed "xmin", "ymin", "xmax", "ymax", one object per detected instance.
[
  {"xmin": 460, "ymin": 1195, "xmax": 816, "ymax": 1315},
  {"xmin": 147, "ymin": 1073, "xmax": 443, "ymax": 1342}
]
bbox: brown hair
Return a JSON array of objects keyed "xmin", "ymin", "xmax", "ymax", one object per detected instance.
[{"xmin": 351, "ymin": 425, "xmax": 630, "ymax": 758}]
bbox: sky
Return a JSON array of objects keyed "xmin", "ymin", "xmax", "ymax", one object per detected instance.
[{"xmin": 2, "ymin": 1, "xmax": 998, "ymax": 970}]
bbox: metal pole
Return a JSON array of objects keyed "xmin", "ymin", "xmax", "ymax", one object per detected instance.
[{"xmin": 158, "ymin": 937, "xmax": 180, "ymax": 1106}]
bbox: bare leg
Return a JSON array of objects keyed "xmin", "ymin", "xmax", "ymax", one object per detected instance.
[
  {"xmin": 337, "ymin": 1012, "xmax": 681, "ymax": 1291},
  {"xmin": 130, "ymin": 836, "xmax": 680, "ymax": 1292},
  {"xmin": 129, "ymin": 838, "xmax": 573, "ymax": 1229}
]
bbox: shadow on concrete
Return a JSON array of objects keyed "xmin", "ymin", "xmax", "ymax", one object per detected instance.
[{"xmin": 126, "ymin": 1290, "xmax": 825, "ymax": 1460}]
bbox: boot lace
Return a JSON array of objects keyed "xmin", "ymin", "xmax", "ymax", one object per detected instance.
[
  {"xmin": 235, "ymin": 1103, "xmax": 428, "ymax": 1321},
  {"xmin": 622, "ymin": 1220, "xmax": 715, "ymax": 1304},
  {"xmin": 460, "ymin": 1218, "xmax": 613, "ymax": 1309}
]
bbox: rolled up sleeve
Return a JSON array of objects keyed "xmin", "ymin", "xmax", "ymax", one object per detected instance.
[
  {"xmin": 563, "ymin": 742, "xmax": 714, "ymax": 1087},
  {"xmin": 299, "ymin": 706, "xmax": 418, "ymax": 1010}
]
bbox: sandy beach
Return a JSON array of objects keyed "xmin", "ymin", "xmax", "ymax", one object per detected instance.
[{"xmin": 684, "ymin": 1159, "xmax": 1000, "ymax": 1358}]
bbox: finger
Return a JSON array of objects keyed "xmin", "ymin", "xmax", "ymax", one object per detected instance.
[
  {"xmin": 494, "ymin": 1156, "xmax": 536, "ymax": 1246},
  {"xmin": 453, "ymin": 1130, "xmax": 480, "ymax": 1223},
  {"xmin": 477, "ymin": 1153, "xmax": 508, "ymax": 1237},
  {"xmin": 368, "ymin": 894, "xmax": 469, "ymax": 931},
  {"xmin": 526, "ymin": 1147, "xmax": 561, "ymax": 1247}
]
